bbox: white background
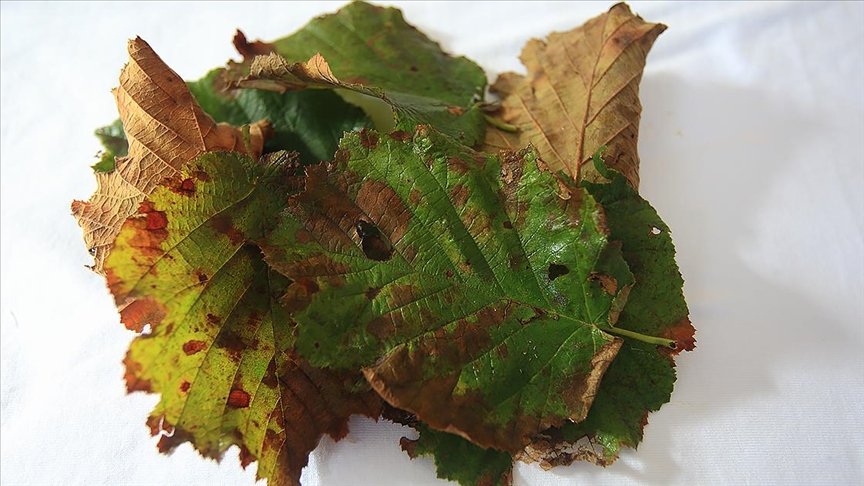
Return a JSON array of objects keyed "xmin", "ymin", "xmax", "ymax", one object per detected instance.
[{"xmin": 2, "ymin": 1, "xmax": 862, "ymax": 485}]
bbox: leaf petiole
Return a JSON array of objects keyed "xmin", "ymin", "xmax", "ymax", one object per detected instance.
[
  {"xmin": 482, "ymin": 113, "xmax": 519, "ymax": 133},
  {"xmin": 605, "ymin": 327, "xmax": 677, "ymax": 349}
]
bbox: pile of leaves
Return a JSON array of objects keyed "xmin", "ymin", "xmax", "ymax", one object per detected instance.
[{"xmin": 72, "ymin": 2, "xmax": 695, "ymax": 485}]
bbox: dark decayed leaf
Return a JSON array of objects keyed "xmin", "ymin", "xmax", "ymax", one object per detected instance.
[
  {"xmin": 257, "ymin": 126, "xmax": 670, "ymax": 454},
  {"xmin": 227, "ymin": 1, "xmax": 488, "ymax": 146},
  {"xmin": 522, "ymin": 154, "xmax": 695, "ymax": 467},
  {"xmin": 104, "ymin": 151, "xmax": 380, "ymax": 486}
]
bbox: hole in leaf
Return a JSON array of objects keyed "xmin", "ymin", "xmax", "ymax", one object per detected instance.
[
  {"xmin": 356, "ymin": 220, "xmax": 393, "ymax": 262},
  {"xmin": 548, "ymin": 263, "xmax": 569, "ymax": 281},
  {"xmin": 651, "ymin": 226, "xmax": 661, "ymax": 235}
]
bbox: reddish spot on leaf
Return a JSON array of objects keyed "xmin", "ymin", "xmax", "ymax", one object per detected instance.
[
  {"xmin": 119, "ymin": 297, "xmax": 166, "ymax": 333},
  {"xmin": 180, "ymin": 381, "xmax": 191, "ymax": 393},
  {"xmin": 400, "ymin": 436, "xmax": 419, "ymax": 457},
  {"xmin": 123, "ymin": 354, "xmax": 152, "ymax": 393},
  {"xmin": 358, "ymin": 128, "xmax": 379, "ymax": 149},
  {"xmin": 662, "ymin": 316, "xmax": 697, "ymax": 354},
  {"xmin": 196, "ymin": 271, "xmax": 209, "ymax": 283},
  {"xmin": 183, "ymin": 340, "xmax": 207, "ymax": 355},
  {"xmin": 179, "ymin": 178, "xmax": 195, "ymax": 194},
  {"xmin": 447, "ymin": 156, "xmax": 470, "ymax": 174},
  {"xmin": 227, "ymin": 389, "xmax": 251, "ymax": 408},
  {"xmin": 388, "ymin": 130, "xmax": 412, "ymax": 142},
  {"xmin": 238, "ymin": 444, "xmax": 255, "ymax": 468},
  {"xmin": 145, "ymin": 210, "xmax": 168, "ymax": 230}
]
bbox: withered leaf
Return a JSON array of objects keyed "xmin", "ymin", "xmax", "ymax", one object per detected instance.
[
  {"xmin": 105, "ymin": 151, "xmax": 380, "ymax": 485},
  {"xmin": 259, "ymin": 127, "xmax": 655, "ymax": 454},
  {"xmin": 483, "ymin": 3, "xmax": 665, "ymax": 189},
  {"xmin": 72, "ymin": 37, "xmax": 270, "ymax": 273}
]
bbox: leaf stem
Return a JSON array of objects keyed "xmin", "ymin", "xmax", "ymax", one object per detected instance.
[
  {"xmin": 483, "ymin": 114, "xmax": 519, "ymax": 133},
  {"xmin": 605, "ymin": 327, "xmax": 676, "ymax": 349}
]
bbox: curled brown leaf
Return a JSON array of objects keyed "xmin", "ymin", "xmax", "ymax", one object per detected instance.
[{"xmin": 72, "ymin": 37, "xmax": 270, "ymax": 273}]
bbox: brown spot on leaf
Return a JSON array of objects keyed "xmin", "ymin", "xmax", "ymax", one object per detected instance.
[
  {"xmin": 179, "ymin": 381, "xmax": 191, "ymax": 393},
  {"xmin": 388, "ymin": 130, "xmax": 412, "ymax": 142},
  {"xmin": 447, "ymin": 156, "xmax": 470, "ymax": 174},
  {"xmin": 358, "ymin": 128, "xmax": 379, "ymax": 149},
  {"xmin": 262, "ymin": 359, "xmax": 278, "ymax": 388},
  {"xmin": 588, "ymin": 272, "xmax": 617, "ymax": 294},
  {"xmin": 355, "ymin": 179, "xmax": 412, "ymax": 248},
  {"xmin": 182, "ymin": 340, "xmax": 207, "ymax": 355},
  {"xmin": 503, "ymin": 220, "xmax": 513, "ymax": 229},
  {"xmin": 445, "ymin": 270, "xmax": 455, "ymax": 278},
  {"xmin": 365, "ymin": 287, "xmax": 381, "ymax": 300},
  {"xmin": 210, "ymin": 214, "xmax": 245, "ymax": 246},
  {"xmin": 123, "ymin": 354, "xmax": 152, "ymax": 393},
  {"xmin": 449, "ymin": 183, "xmax": 469, "ymax": 208},
  {"xmin": 409, "ymin": 188, "xmax": 423, "ymax": 206},
  {"xmin": 447, "ymin": 106, "xmax": 464, "ymax": 115},
  {"xmin": 206, "ymin": 313, "xmax": 221, "ymax": 325},
  {"xmin": 400, "ymin": 436, "xmax": 419, "ymax": 457},
  {"xmin": 661, "ymin": 316, "xmax": 697, "ymax": 354},
  {"xmin": 227, "ymin": 388, "xmax": 251, "ymax": 408},
  {"xmin": 119, "ymin": 297, "xmax": 166, "ymax": 332},
  {"xmin": 295, "ymin": 229, "xmax": 313, "ymax": 244},
  {"xmin": 179, "ymin": 178, "xmax": 195, "ymax": 194},
  {"xmin": 196, "ymin": 271, "xmax": 208, "ymax": 283},
  {"xmin": 238, "ymin": 444, "xmax": 255, "ymax": 469}
]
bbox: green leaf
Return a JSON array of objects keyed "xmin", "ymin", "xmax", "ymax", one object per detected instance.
[
  {"xmin": 402, "ymin": 423, "xmax": 513, "ymax": 486},
  {"xmin": 238, "ymin": 1, "xmax": 488, "ymax": 146},
  {"xmin": 259, "ymin": 127, "xmax": 645, "ymax": 453},
  {"xmin": 528, "ymin": 154, "xmax": 695, "ymax": 465},
  {"xmin": 92, "ymin": 119, "xmax": 127, "ymax": 172},
  {"xmin": 104, "ymin": 151, "xmax": 380, "ymax": 486},
  {"xmin": 188, "ymin": 69, "xmax": 372, "ymax": 165}
]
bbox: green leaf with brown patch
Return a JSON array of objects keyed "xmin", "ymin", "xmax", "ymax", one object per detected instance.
[
  {"xmin": 188, "ymin": 68, "xmax": 373, "ymax": 165},
  {"xmin": 225, "ymin": 1, "xmax": 488, "ymax": 146},
  {"xmin": 105, "ymin": 151, "xmax": 380, "ymax": 486},
  {"xmin": 523, "ymin": 153, "xmax": 695, "ymax": 467},
  {"xmin": 259, "ymin": 126, "xmax": 675, "ymax": 454}
]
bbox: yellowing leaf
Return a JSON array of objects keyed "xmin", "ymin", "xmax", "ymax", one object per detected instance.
[
  {"xmin": 483, "ymin": 3, "xmax": 665, "ymax": 189},
  {"xmin": 72, "ymin": 37, "xmax": 270, "ymax": 273},
  {"xmin": 106, "ymin": 151, "xmax": 381, "ymax": 486}
]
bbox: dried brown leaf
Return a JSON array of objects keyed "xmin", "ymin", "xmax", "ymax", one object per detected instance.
[
  {"xmin": 71, "ymin": 37, "xmax": 270, "ymax": 273},
  {"xmin": 483, "ymin": 3, "xmax": 665, "ymax": 189}
]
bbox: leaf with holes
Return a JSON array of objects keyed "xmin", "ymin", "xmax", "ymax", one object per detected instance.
[
  {"xmin": 105, "ymin": 151, "xmax": 380, "ymax": 486},
  {"xmin": 483, "ymin": 3, "xmax": 665, "ymax": 189},
  {"xmin": 522, "ymin": 153, "xmax": 695, "ymax": 467},
  {"xmin": 259, "ymin": 126, "xmax": 675, "ymax": 454}
]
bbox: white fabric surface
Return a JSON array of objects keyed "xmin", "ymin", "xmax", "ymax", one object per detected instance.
[{"xmin": 2, "ymin": 1, "xmax": 862, "ymax": 485}]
